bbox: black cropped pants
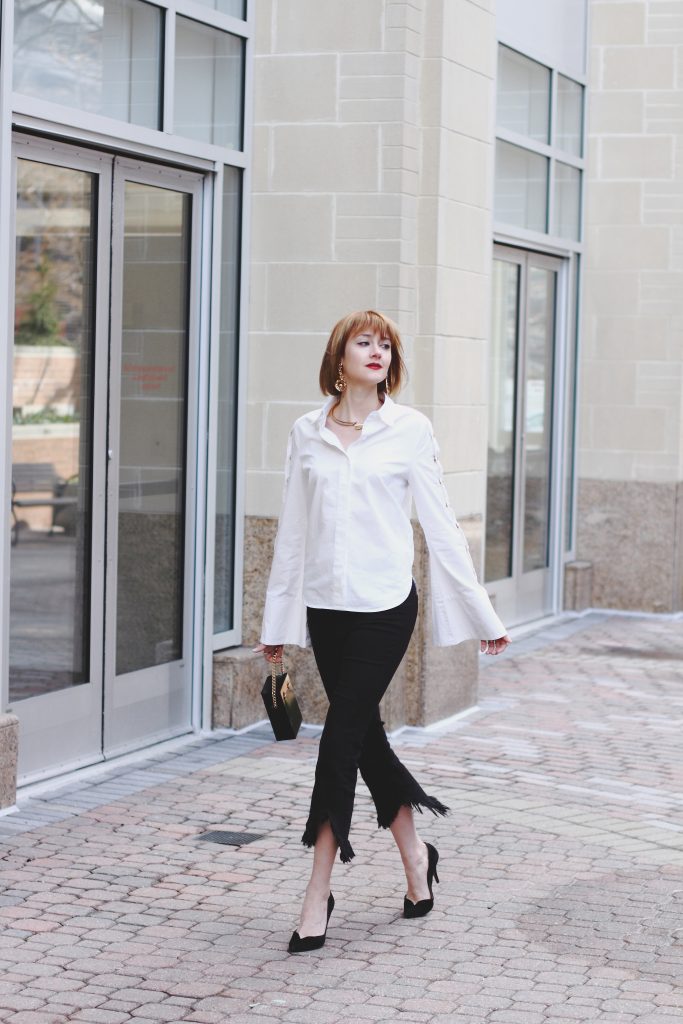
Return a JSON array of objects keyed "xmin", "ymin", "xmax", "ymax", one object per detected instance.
[{"xmin": 302, "ymin": 581, "xmax": 448, "ymax": 863}]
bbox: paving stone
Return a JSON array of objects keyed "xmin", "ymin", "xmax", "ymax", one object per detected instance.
[
  {"xmin": 338, "ymin": 1006, "xmax": 395, "ymax": 1020},
  {"xmin": 128, "ymin": 1005, "xmax": 189, "ymax": 1021},
  {"xmin": 310, "ymin": 988, "xmax": 369, "ymax": 1004},
  {"xmin": 69, "ymin": 1011, "xmax": 132, "ymax": 1023},
  {"xmin": 631, "ymin": 1017, "xmax": 683, "ymax": 1024},
  {"xmin": 547, "ymin": 1005, "xmax": 602, "ymax": 1019},
  {"xmin": 487, "ymin": 1012, "xmax": 545, "ymax": 1024},
  {"xmin": 654, "ymin": 992, "xmax": 683, "ymax": 1007},
  {"xmin": 0, "ymin": 996, "xmax": 49, "ymax": 1012},
  {"xmin": 602, "ymin": 1000, "xmax": 664, "ymax": 1015},
  {"xmin": 6, "ymin": 1014, "xmax": 71, "ymax": 1024}
]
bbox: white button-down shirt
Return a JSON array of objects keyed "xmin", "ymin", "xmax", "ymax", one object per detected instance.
[{"xmin": 260, "ymin": 394, "xmax": 507, "ymax": 648}]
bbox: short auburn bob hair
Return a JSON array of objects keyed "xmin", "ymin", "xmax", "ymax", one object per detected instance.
[{"xmin": 319, "ymin": 309, "xmax": 407, "ymax": 397}]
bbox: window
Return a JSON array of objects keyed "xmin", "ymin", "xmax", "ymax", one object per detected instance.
[
  {"xmin": 552, "ymin": 162, "xmax": 581, "ymax": 239},
  {"xmin": 191, "ymin": 0, "xmax": 246, "ymax": 17},
  {"xmin": 494, "ymin": 45, "xmax": 585, "ymax": 242},
  {"xmin": 495, "ymin": 140, "xmax": 548, "ymax": 234},
  {"xmin": 497, "ymin": 46, "xmax": 550, "ymax": 144},
  {"xmin": 556, "ymin": 76, "xmax": 583, "ymax": 157},
  {"xmin": 174, "ymin": 18, "xmax": 244, "ymax": 150},
  {"xmin": 213, "ymin": 168, "xmax": 242, "ymax": 634},
  {"xmin": 13, "ymin": 0, "xmax": 163, "ymax": 129},
  {"xmin": 14, "ymin": 1, "xmax": 248, "ymax": 150}
]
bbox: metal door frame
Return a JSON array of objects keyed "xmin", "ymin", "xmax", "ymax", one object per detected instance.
[
  {"xmin": 104, "ymin": 157, "xmax": 204, "ymax": 758},
  {"xmin": 7, "ymin": 134, "xmax": 112, "ymax": 782},
  {"xmin": 486, "ymin": 244, "xmax": 569, "ymax": 626},
  {"xmin": 6, "ymin": 137, "xmax": 206, "ymax": 783}
]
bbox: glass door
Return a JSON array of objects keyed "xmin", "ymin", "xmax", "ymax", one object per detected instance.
[
  {"xmin": 485, "ymin": 246, "xmax": 563, "ymax": 625},
  {"xmin": 8, "ymin": 137, "xmax": 203, "ymax": 782},
  {"xmin": 8, "ymin": 142, "xmax": 110, "ymax": 780},
  {"xmin": 104, "ymin": 161, "xmax": 202, "ymax": 756}
]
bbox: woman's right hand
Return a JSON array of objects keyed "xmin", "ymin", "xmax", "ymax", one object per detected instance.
[{"xmin": 252, "ymin": 642, "xmax": 284, "ymax": 664}]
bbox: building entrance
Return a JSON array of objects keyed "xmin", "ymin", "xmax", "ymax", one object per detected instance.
[
  {"xmin": 8, "ymin": 135, "xmax": 203, "ymax": 783},
  {"xmin": 485, "ymin": 245, "xmax": 567, "ymax": 626}
]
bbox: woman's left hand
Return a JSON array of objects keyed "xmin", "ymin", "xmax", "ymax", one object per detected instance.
[{"xmin": 480, "ymin": 634, "xmax": 511, "ymax": 656}]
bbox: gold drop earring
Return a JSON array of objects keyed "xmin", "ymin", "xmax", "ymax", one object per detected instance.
[{"xmin": 335, "ymin": 361, "xmax": 347, "ymax": 393}]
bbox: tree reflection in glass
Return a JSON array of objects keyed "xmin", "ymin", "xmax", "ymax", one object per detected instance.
[{"xmin": 10, "ymin": 160, "xmax": 96, "ymax": 701}]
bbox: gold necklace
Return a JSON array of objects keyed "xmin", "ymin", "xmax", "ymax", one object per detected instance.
[{"xmin": 330, "ymin": 401, "xmax": 380, "ymax": 430}]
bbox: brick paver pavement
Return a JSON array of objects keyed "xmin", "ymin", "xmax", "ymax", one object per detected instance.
[{"xmin": 1, "ymin": 611, "xmax": 682, "ymax": 1024}]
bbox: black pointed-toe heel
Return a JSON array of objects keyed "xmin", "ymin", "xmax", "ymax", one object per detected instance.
[
  {"xmin": 288, "ymin": 893, "xmax": 335, "ymax": 953},
  {"xmin": 403, "ymin": 842, "xmax": 440, "ymax": 918}
]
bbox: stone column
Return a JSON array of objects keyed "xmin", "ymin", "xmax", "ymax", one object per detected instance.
[{"xmin": 218, "ymin": 0, "xmax": 498, "ymax": 730}]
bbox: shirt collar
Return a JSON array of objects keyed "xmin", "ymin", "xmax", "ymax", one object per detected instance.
[
  {"xmin": 317, "ymin": 393, "xmax": 399, "ymax": 430},
  {"xmin": 378, "ymin": 393, "xmax": 400, "ymax": 424}
]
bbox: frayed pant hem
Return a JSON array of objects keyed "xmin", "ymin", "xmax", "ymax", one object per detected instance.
[
  {"xmin": 301, "ymin": 813, "xmax": 355, "ymax": 864},
  {"xmin": 376, "ymin": 795, "xmax": 450, "ymax": 831}
]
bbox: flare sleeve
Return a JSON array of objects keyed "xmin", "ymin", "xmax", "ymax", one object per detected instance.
[
  {"xmin": 259, "ymin": 425, "xmax": 309, "ymax": 648},
  {"xmin": 408, "ymin": 420, "xmax": 507, "ymax": 646}
]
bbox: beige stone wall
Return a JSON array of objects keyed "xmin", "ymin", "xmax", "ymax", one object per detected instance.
[
  {"xmin": 578, "ymin": 0, "xmax": 683, "ymax": 610},
  {"xmin": 581, "ymin": 0, "xmax": 683, "ymax": 483}
]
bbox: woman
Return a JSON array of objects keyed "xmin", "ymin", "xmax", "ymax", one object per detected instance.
[{"xmin": 254, "ymin": 310, "xmax": 510, "ymax": 953}]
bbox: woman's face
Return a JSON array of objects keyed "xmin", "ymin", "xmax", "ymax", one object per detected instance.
[{"xmin": 343, "ymin": 329, "xmax": 392, "ymax": 389}]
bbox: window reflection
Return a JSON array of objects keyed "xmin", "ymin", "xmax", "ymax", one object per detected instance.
[
  {"xmin": 485, "ymin": 260, "xmax": 519, "ymax": 583},
  {"xmin": 10, "ymin": 160, "xmax": 96, "ymax": 701},
  {"xmin": 497, "ymin": 46, "xmax": 551, "ymax": 144},
  {"xmin": 116, "ymin": 183, "xmax": 191, "ymax": 675},
  {"xmin": 174, "ymin": 17, "xmax": 244, "ymax": 149},
  {"xmin": 495, "ymin": 140, "xmax": 548, "ymax": 234},
  {"xmin": 13, "ymin": 0, "xmax": 162, "ymax": 129},
  {"xmin": 556, "ymin": 76, "xmax": 584, "ymax": 157},
  {"xmin": 553, "ymin": 162, "xmax": 582, "ymax": 240},
  {"xmin": 190, "ymin": 0, "xmax": 246, "ymax": 17},
  {"xmin": 565, "ymin": 261, "xmax": 579, "ymax": 553},
  {"xmin": 523, "ymin": 268, "xmax": 555, "ymax": 572},
  {"xmin": 213, "ymin": 168, "xmax": 242, "ymax": 634}
]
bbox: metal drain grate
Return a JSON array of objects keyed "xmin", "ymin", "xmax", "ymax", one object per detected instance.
[{"xmin": 196, "ymin": 830, "xmax": 266, "ymax": 846}]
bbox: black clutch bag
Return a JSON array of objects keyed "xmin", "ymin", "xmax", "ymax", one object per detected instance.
[{"xmin": 261, "ymin": 660, "xmax": 302, "ymax": 741}]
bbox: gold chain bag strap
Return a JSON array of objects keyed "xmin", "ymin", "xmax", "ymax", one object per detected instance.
[{"xmin": 260, "ymin": 656, "xmax": 302, "ymax": 741}]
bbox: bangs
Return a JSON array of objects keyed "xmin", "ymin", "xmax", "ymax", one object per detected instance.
[{"xmin": 344, "ymin": 310, "xmax": 401, "ymax": 347}]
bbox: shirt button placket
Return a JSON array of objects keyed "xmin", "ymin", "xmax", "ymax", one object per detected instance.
[{"xmin": 332, "ymin": 452, "xmax": 351, "ymax": 605}]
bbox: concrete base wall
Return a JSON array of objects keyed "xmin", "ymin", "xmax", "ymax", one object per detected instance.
[
  {"xmin": 576, "ymin": 478, "xmax": 683, "ymax": 613},
  {"xmin": 0, "ymin": 715, "xmax": 19, "ymax": 809},
  {"xmin": 563, "ymin": 561, "xmax": 594, "ymax": 612}
]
